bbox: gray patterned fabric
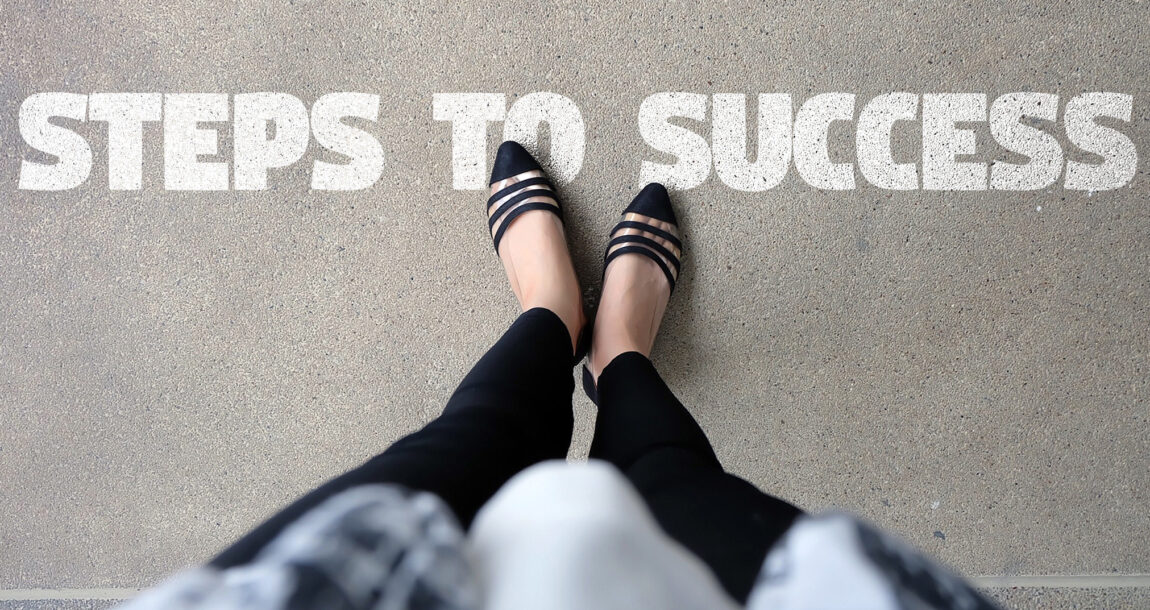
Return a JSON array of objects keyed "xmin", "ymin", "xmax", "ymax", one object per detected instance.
[
  {"xmin": 116, "ymin": 485, "xmax": 478, "ymax": 610},
  {"xmin": 748, "ymin": 513, "xmax": 1000, "ymax": 610}
]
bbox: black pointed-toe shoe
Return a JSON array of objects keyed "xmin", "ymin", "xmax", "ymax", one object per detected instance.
[
  {"xmin": 486, "ymin": 141, "xmax": 563, "ymax": 253},
  {"xmin": 485, "ymin": 141, "xmax": 590, "ymax": 361},
  {"xmin": 582, "ymin": 183, "xmax": 683, "ymax": 404}
]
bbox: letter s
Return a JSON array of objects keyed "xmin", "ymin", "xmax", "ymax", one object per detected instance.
[
  {"xmin": 638, "ymin": 92, "xmax": 710, "ymax": 190},
  {"xmin": 18, "ymin": 93, "xmax": 92, "ymax": 190},
  {"xmin": 311, "ymin": 93, "xmax": 385, "ymax": 191},
  {"xmin": 1064, "ymin": 92, "xmax": 1136, "ymax": 191}
]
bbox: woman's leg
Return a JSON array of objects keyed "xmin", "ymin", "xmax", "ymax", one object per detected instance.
[
  {"xmin": 588, "ymin": 351, "xmax": 802, "ymax": 604},
  {"xmin": 212, "ymin": 142, "xmax": 585, "ymax": 568},
  {"xmin": 584, "ymin": 186, "xmax": 799, "ymax": 603},
  {"xmin": 210, "ymin": 306, "xmax": 576, "ymax": 568}
]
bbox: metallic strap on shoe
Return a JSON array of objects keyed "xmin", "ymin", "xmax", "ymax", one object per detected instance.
[
  {"xmin": 602, "ymin": 217, "xmax": 681, "ymax": 293},
  {"xmin": 486, "ymin": 170, "xmax": 562, "ymax": 252}
]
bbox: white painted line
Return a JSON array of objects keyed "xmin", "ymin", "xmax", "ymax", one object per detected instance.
[
  {"xmin": 1, "ymin": 575, "xmax": 1149, "ymax": 601},
  {"xmin": 973, "ymin": 574, "xmax": 1150, "ymax": 588},
  {"xmin": 0, "ymin": 588, "xmax": 138, "ymax": 601}
]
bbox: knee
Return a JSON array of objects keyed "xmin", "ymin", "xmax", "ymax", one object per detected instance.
[
  {"xmin": 468, "ymin": 460, "xmax": 734, "ymax": 609},
  {"xmin": 472, "ymin": 460, "xmax": 646, "ymax": 534}
]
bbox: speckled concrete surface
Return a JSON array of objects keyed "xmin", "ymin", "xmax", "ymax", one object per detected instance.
[
  {"xmin": 986, "ymin": 587, "xmax": 1150, "ymax": 610},
  {"xmin": 0, "ymin": 602, "xmax": 117, "ymax": 610},
  {"xmin": 0, "ymin": 0, "xmax": 1146, "ymax": 607}
]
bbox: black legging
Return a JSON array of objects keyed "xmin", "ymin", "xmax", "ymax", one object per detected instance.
[{"xmin": 209, "ymin": 307, "xmax": 801, "ymax": 602}]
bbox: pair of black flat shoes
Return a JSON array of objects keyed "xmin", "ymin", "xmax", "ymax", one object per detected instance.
[{"xmin": 485, "ymin": 141, "xmax": 683, "ymax": 404}]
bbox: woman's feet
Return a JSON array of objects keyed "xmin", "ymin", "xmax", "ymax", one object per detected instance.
[
  {"xmin": 586, "ymin": 183, "xmax": 682, "ymax": 389},
  {"xmin": 487, "ymin": 141, "xmax": 586, "ymax": 356}
]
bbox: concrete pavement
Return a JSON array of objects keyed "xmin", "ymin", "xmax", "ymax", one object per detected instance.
[{"xmin": 1, "ymin": 1, "xmax": 1146, "ymax": 607}]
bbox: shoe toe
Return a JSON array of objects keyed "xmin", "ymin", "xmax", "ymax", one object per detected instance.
[
  {"xmin": 490, "ymin": 141, "xmax": 542, "ymax": 184},
  {"xmin": 623, "ymin": 182, "xmax": 677, "ymax": 225}
]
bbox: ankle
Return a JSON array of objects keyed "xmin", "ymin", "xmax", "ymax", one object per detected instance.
[
  {"xmin": 524, "ymin": 297, "xmax": 584, "ymax": 355},
  {"xmin": 588, "ymin": 328, "xmax": 646, "ymax": 381}
]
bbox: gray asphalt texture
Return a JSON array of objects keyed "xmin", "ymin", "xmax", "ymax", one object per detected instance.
[{"xmin": 0, "ymin": 1, "xmax": 1147, "ymax": 608}]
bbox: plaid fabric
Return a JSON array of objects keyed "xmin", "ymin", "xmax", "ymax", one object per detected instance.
[
  {"xmin": 116, "ymin": 485, "xmax": 478, "ymax": 610},
  {"xmin": 748, "ymin": 513, "xmax": 1000, "ymax": 610}
]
